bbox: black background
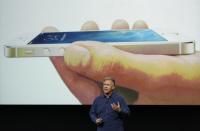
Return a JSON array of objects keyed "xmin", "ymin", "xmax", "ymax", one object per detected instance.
[{"xmin": 0, "ymin": 105, "xmax": 200, "ymax": 131}]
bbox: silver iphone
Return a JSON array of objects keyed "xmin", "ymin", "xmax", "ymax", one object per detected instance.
[{"xmin": 4, "ymin": 29, "xmax": 195, "ymax": 57}]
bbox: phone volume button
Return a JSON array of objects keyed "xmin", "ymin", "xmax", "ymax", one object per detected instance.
[{"xmin": 25, "ymin": 50, "xmax": 33, "ymax": 54}]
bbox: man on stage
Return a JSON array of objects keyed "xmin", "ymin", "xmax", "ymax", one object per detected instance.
[{"xmin": 90, "ymin": 77, "xmax": 130, "ymax": 131}]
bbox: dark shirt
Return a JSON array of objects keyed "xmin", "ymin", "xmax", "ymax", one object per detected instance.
[{"xmin": 89, "ymin": 91, "xmax": 130, "ymax": 131}]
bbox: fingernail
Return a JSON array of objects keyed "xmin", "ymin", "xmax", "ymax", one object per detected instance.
[{"xmin": 64, "ymin": 45, "xmax": 90, "ymax": 67}]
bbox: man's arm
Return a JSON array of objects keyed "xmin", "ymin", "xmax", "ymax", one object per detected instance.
[
  {"xmin": 89, "ymin": 100, "xmax": 98, "ymax": 124},
  {"xmin": 118, "ymin": 97, "xmax": 130, "ymax": 118}
]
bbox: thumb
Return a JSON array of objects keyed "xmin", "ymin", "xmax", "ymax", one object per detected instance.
[
  {"xmin": 63, "ymin": 41, "xmax": 145, "ymax": 91},
  {"xmin": 64, "ymin": 41, "xmax": 200, "ymax": 94},
  {"xmin": 64, "ymin": 41, "xmax": 122, "ymax": 78}
]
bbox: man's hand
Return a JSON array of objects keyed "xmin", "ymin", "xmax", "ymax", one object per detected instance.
[
  {"xmin": 96, "ymin": 118, "xmax": 103, "ymax": 125},
  {"xmin": 44, "ymin": 19, "xmax": 200, "ymax": 105},
  {"xmin": 111, "ymin": 102, "xmax": 121, "ymax": 112}
]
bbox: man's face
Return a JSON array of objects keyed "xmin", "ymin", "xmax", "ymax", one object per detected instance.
[{"xmin": 103, "ymin": 80, "xmax": 115, "ymax": 94}]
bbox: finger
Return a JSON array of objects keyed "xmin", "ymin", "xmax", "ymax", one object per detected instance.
[
  {"xmin": 111, "ymin": 103, "xmax": 116, "ymax": 108},
  {"xmin": 42, "ymin": 26, "xmax": 101, "ymax": 104},
  {"xmin": 117, "ymin": 102, "xmax": 120, "ymax": 107},
  {"xmin": 112, "ymin": 103, "xmax": 117, "ymax": 107},
  {"xmin": 64, "ymin": 44, "xmax": 91, "ymax": 68},
  {"xmin": 41, "ymin": 26, "xmax": 59, "ymax": 32},
  {"xmin": 111, "ymin": 19, "xmax": 129, "ymax": 30},
  {"xmin": 132, "ymin": 20, "xmax": 149, "ymax": 29},
  {"xmin": 81, "ymin": 21, "xmax": 99, "ymax": 31}
]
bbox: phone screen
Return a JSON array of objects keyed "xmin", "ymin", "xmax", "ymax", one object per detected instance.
[{"xmin": 29, "ymin": 29, "xmax": 167, "ymax": 44}]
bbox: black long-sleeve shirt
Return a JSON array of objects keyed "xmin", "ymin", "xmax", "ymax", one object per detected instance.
[{"xmin": 89, "ymin": 92, "xmax": 130, "ymax": 131}]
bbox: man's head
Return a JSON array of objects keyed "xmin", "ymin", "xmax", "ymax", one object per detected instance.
[{"xmin": 103, "ymin": 77, "xmax": 115, "ymax": 95}]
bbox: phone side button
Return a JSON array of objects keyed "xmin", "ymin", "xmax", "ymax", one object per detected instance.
[{"xmin": 25, "ymin": 50, "xmax": 33, "ymax": 54}]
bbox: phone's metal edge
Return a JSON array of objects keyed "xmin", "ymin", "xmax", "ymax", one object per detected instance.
[
  {"xmin": 4, "ymin": 44, "xmax": 69, "ymax": 57},
  {"xmin": 180, "ymin": 40, "xmax": 196, "ymax": 54},
  {"xmin": 4, "ymin": 40, "xmax": 195, "ymax": 57},
  {"xmin": 114, "ymin": 41, "xmax": 195, "ymax": 55}
]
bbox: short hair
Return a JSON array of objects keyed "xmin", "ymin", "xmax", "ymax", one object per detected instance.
[{"xmin": 103, "ymin": 76, "xmax": 115, "ymax": 86}]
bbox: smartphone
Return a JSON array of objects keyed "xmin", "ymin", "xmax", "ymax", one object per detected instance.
[{"xmin": 4, "ymin": 29, "xmax": 195, "ymax": 57}]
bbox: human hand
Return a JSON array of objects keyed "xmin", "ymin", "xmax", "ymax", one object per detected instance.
[
  {"xmin": 111, "ymin": 102, "xmax": 121, "ymax": 112},
  {"xmin": 96, "ymin": 118, "xmax": 103, "ymax": 125},
  {"xmin": 44, "ymin": 20, "xmax": 200, "ymax": 105}
]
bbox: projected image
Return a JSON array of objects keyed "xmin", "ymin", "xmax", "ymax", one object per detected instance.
[
  {"xmin": 45, "ymin": 21, "xmax": 200, "ymax": 105},
  {"xmin": 3, "ymin": 20, "xmax": 200, "ymax": 105}
]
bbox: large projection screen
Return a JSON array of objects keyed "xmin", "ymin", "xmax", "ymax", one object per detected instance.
[{"xmin": 1, "ymin": 0, "xmax": 200, "ymax": 104}]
